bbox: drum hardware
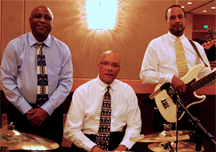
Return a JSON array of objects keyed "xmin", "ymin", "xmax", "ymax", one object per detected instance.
[
  {"xmin": 165, "ymin": 85, "xmax": 216, "ymax": 151},
  {"xmin": 0, "ymin": 124, "xmax": 59, "ymax": 152},
  {"xmin": 148, "ymin": 141, "xmax": 204, "ymax": 152},
  {"xmin": 130, "ymin": 130, "xmax": 192, "ymax": 143},
  {"xmin": 160, "ymin": 141, "xmax": 174, "ymax": 152}
]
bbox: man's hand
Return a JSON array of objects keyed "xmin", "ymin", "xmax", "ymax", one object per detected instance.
[
  {"xmin": 171, "ymin": 75, "xmax": 187, "ymax": 95},
  {"xmin": 26, "ymin": 108, "xmax": 48, "ymax": 127},
  {"xmin": 91, "ymin": 145, "xmax": 107, "ymax": 152},
  {"xmin": 26, "ymin": 108, "xmax": 36, "ymax": 120},
  {"xmin": 113, "ymin": 145, "xmax": 127, "ymax": 151}
]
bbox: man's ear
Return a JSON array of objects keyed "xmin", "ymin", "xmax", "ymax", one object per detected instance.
[
  {"xmin": 165, "ymin": 19, "xmax": 168, "ymax": 27},
  {"xmin": 96, "ymin": 63, "xmax": 100, "ymax": 72},
  {"xmin": 117, "ymin": 67, "xmax": 121, "ymax": 74}
]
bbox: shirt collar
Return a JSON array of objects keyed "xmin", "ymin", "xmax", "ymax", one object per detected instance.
[
  {"xmin": 96, "ymin": 75, "xmax": 116, "ymax": 92},
  {"xmin": 167, "ymin": 31, "xmax": 186, "ymax": 43},
  {"xmin": 29, "ymin": 32, "xmax": 51, "ymax": 47}
]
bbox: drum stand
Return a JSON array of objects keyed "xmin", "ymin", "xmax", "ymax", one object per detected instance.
[
  {"xmin": 166, "ymin": 85, "xmax": 216, "ymax": 152},
  {"xmin": 161, "ymin": 141, "xmax": 174, "ymax": 152},
  {"xmin": 0, "ymin": 147, "xmax": 8, "ymax": 152}
]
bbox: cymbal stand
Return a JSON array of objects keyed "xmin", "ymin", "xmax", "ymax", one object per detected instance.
[
  {"xmin": 0, "ymin": 147, "xmax": 8, "ymax": 152},
  {"xmin": 166, "ymin": 85, "xmax": 216, "ymax": 151},
  {"xmin": 161, "ymin": 141, "xmax": 174, "ymax": 152}
]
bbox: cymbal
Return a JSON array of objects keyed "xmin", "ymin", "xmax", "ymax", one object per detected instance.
[
  {"xmin": 130, "ymin": 130, "xmax": 192, "ymax": 142},
  {"xmin": 148, "ymin": 141, "xmax": 204, "ymax": 152},
  {"xmin": 0, "ymin": 128, "xmax": 59, "ymax": 150}
]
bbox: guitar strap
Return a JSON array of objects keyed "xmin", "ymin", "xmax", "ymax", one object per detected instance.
[{"xmin": 188, "ymin": 39, "xmax": 208, "ymax": 67}]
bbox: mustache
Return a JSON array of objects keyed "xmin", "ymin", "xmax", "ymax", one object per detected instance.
[
  {"xmin": 37, "ymin": 24, "xmax": 47, "ymax": 28},
  {"xmin": 173, "ymin": 23, "xmax": 182, "ymax": 27}
]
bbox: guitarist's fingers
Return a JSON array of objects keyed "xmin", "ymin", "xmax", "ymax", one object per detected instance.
[
  {"xmin": 177, "ymin": 84, "xmax": 187, "ymax": 95},
  {"xmin": 172, "ymin": 76, "xmax": 186, "ymax": 94}
]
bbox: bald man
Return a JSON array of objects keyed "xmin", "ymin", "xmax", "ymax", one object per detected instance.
[
  {"xmin": 64, "ymin": 50, "xmax": 145, "ymax": 152},
  {"xmin": 1, "ymin": 5, "xmax": 73, "ymax": 152}
]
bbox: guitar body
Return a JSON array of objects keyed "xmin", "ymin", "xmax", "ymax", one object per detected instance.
[{"xmin": 155, "ymin": 64, "xmax": 206, "ymax": 123}]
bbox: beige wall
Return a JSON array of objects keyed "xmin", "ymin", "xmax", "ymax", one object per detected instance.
[{"xmin": 1, "ymin": 0, "xmax": 192, "ymax": 79}]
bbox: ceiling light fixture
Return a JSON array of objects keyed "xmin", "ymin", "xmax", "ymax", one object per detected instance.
[
  {"xmin": 211, "ymin": 6, "xmax": 215, "ymax": 9},
  {"xmin": 187, "ymin": 2, "xmax": 192, "ymax": 5},
  {"xmin": 86, "ymin": 0, "xmax": 118, "ymax": 30},
  {"xmin": 203, "ymin": 10, "xmax": 207, "ymax": 12}
]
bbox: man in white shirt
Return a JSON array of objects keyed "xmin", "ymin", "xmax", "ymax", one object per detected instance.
[
  {"xmin": 64, "ymin": 50, "xmax": 143, "ymax": 152},
  {"xmin": 140, "ymin": 5, "xmax": 214, "ymax": 131}
]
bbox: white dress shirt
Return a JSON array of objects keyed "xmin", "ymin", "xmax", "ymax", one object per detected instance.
[
  {"xmin": 64, "ymin": 76, "xmax": 141, "ymax": 151},
  {"xmin": 140, "ymin": 32, "xmax": 213, "ymax": 84}
]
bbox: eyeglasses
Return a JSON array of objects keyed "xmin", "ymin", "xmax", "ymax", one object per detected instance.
[{"xmin": 99, "ymin": 62, "xmax": 120, "ymax": 69}]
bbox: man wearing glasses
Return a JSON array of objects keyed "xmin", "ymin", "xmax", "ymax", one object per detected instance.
[{"xmin": 64, "ymin": 50, "xmax": 143, "ymax": 152}]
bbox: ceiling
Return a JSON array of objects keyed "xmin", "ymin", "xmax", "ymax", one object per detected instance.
[{"xmin": 178, "ymin": 0, "xmax": 216, "ymax": 15}]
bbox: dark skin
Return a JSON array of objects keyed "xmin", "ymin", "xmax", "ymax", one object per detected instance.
[
  {"xmin": 29, "ymin": 5, "xmax": 53, "ymax": 42},
  {"xmin": 26, "ymin": 5, "xmax": 54, "ymax": 127},
  {"xmin": 165, "ymin": 6, "xmax": 187, "ymax": 95}
]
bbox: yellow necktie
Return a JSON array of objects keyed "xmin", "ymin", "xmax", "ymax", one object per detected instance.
[{"xmin": 175, "ymin": 37, "xmax": 189, "ymax": 78}]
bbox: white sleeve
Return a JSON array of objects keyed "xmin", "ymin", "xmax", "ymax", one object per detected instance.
[{"xmin": 63, "ymin": 89, "xmax": 96, "ymax": 152}]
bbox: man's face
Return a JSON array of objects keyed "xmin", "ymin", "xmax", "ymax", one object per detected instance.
[
  {"xmin": 165, "ymin": 6, "xmax": 186, "ymax": 37},
  {"xmin": 29, "ymin": 6, "xmax": 53, "ymax": 41},
  {"xmin": 97, "ymin": 52, "xmax": 121, "ymax": 85}
]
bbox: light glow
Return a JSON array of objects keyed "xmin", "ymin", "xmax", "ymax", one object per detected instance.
[
  {"xmin": 187, "ymin": 2, "xmax": 192, "ymax": 4},
  {"xmin": 13, "ymin": 130, "xmax": 21, "ymax": 135},
  {"xmin": 86, "ymin": 0, "xmax": 118, "ymax": 30},
  {"xmin": 22, "ymin": 146, "xmax": 46, "ymax": 150}
]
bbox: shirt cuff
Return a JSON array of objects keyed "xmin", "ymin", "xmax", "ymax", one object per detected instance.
[
  {"xmin": 120, "ymin": 140, "xmax": 136, "ymax": 150},
  {"xmin": 41, "ymin": 101, "xmax": 55, "ymax": 116},
  {"xmin": 86, "ymin": 141, "xmax": 97, "ymax": 152},
  {"xmin": 165, "ymin": 73, "xmax": 175, "ymax": 83},
  {"xmin": 18, "ymin": 100, "xmax": 33, "ymax": 115}
]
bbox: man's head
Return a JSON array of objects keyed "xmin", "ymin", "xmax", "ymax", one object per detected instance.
[
  {"xmin": 97, "ymin": 50, "xmax": 121, "ymax": 85},
  {"xmin": 165, "ymin": 5, "xmax": 186, "ymax": 37},
  {"xmin": 29, "ymin": 5, "xmax": 54, "ymax": 42}
]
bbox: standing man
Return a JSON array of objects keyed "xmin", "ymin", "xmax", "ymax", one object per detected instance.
[
  {"xmin": 64, "ymin": 50, "xmax": 142, "ymax": 152},
  {"xmin": 140, "ymin": 5, "xmax": 214, "ymax": 131},
  {"xmin": 0, "ymin": 5, "xmax": 73, "ymax": 152}
]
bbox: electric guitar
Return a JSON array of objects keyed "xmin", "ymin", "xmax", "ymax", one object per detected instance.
[{"xmin": 155, "ymin": 64, "xmax": 216, "ymax": 123}]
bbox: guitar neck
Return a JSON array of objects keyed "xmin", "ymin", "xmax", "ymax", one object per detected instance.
[{"xmin": 190, "ymin": 71, "xmax": 216, "ymax": 91}]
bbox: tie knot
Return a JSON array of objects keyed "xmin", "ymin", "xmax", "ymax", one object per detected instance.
[
  {"xmin": 37, "ymin": 42, "xmax": 44, "ymax": 48},
  {"xmin": 176, "ymin": 37, "xmax": 180, "ymax": 41},
  {"xmin": 107, "ymin": 86, "xmax": 110, "ymax": 91}
]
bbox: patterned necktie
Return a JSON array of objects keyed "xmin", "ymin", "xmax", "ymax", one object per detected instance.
[
  {"xmin": 36, "ymin": 42, "xmax": 48, "ymax": 107},
  {"xmin": 175, "ymin": 37, "xmax": 189, "ymax": 78},
  {"xmin": 95, "ymin": 86, "xmax": 111, "ymax": 150}
]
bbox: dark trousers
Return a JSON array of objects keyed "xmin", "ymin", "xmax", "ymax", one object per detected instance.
[
  {"xmin": 7, "ymin": 102, "xmax": 63, "ymax": 152},
  {"xmin": 70, "ymin": 132, "xmax": 151, "ymax": 152}
]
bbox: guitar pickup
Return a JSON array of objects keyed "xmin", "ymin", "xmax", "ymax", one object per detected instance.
[{"xmin": 161, "ymin": 99, "xmax": 169, "ymax": 109}]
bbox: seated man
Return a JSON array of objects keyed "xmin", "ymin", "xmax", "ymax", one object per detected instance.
[{"xmin": 64, "ymin": 50, "xmax": 142, "ymax": 152}]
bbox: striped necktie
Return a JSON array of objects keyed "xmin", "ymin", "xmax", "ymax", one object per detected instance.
[
  {"xmin": 36, "ymin": 42, "xmax": 48, "ymax": 107},
  {"xmin": 95, "ymin": 86, "xmax": 111, "ymax": 150},
  {"xmin": 175, "ymin": 37, "xmax": 189, "ymax": 78}
]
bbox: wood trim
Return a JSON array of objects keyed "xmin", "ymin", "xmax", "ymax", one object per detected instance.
[
  {"xmin": 0, "ymin": 78, "xmax": 215, "ymax": 95},
  {"xmin": 71, "ymin": 78, "xmax": 156, "ymax": 94},
  {"xmin": 71, "ymin": 78, "xmax": 216, "ymax": 95}
]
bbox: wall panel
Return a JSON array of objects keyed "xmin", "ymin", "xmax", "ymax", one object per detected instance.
[
  {"xmin": 7, "ymin": 0, "xmax": 174, "ymax": 79},
  {"xmin": 1, "ymin": 0, "xmax": 25, "ymax": 60}
]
